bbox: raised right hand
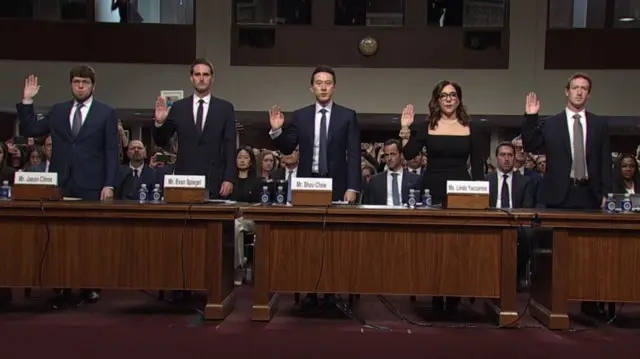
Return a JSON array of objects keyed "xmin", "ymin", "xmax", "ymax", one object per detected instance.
[
  {"xmin": 400, "ymin": 104, "xmax": 415, "ymax": 128},
  {"xmin": 525, "ymin": 92, "xmax": 540, "ymax": 115},
  {"xmin": 23, "ymin": 75, "xmax": 40, "ymax": 101},
  {"xmin": 155, "ymin": 96, "xmax": 169, "ymax": 124},
  {"xmin": 269, "ymin": 105, "xmax": 284, "ymax": 130}
]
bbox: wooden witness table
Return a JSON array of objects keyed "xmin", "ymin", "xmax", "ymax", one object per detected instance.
[
  {"xmin": 529, "ymin": 210, "xmax": 640, "ymax": 330},
  {"xmin": 242, "ymin": 205, "xmax": 525, "ymax": 325},
  {"xmin": 0, "ymin": 200, "xmax": 237, "ymax": 320}
]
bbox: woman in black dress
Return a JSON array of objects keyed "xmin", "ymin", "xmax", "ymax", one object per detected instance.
[{"xmin": 399, "ymin": 80, "xmax": 485, "ymax": 313}]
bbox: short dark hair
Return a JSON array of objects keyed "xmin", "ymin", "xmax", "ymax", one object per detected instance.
[
  {"xmin": 190, "ymin": 58, "xmax": 214, "ymax": 75},
  {"xmin": 69, "ymin": 65, "xmax": 96, "ymax": 84},
  {"xmin": 310, "ymin": 65, "xmax": 336, "ymax": 85},
  {"xmin": 383, "ymin": 139, "xmax": 401, "ymax": 152},
  {"xmin": 566, "ymin": 72, "xmax": 592, "ymax": 93},
  {"xmin": 495, "ymin": 141, "xmax": 515, "ymax": 157}
]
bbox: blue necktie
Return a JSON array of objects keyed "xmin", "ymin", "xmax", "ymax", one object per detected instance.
[
  {"xmin": 318, "ymin": 109, "xmax": 328, "ymax": 175},
  {"xmin": 391, "ymin": 173, "xmax": 400, "ymax": 206},
  {"xmin": 71, "ymin": 103, "xmax": 83, "ymax": 136},
  {"xmin": 287, "ymin": 170, "xmax": 293, "ymax": 203}
]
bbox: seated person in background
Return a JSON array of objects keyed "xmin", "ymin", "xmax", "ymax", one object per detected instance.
[
  {"xmin": 612, "ymin": 153, "xmax": 640, "ymax": 194},
  {"xmin": 23, "ymin": 145, "xmax": 45, "ymax": 172},
  {"xmin": 364, "ymin": 139, "xmax": 420, "ymax": 205},
  {"xmin": 0, "ymin": 141, "xmax": 16, "ymax": 185},
  {"xmin": 487, "ymin": 142, "xmax": 534, "ymax": 291},
  {"xmin": 271, "ymin": 147, "xmax": 299, "ymax": 203},
  {"xmin": 229, "ymin": 147, "xmax": 263, "ymax": 285},
  {"xmin": 115, "ymin": 140, "xmax": 157, "ymax": 200}
]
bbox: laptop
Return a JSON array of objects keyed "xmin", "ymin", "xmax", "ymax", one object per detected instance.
[{"xmin": 611, "ymin": 193, "xmax": 640, "ymax": 210}]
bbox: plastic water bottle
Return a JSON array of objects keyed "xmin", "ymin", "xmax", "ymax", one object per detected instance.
[
  {"xmin": 407, "ymin": 189, "xmax": 417, "ymax": 209},
  {"xmin": 604, "ymin": 193, "xmax": 616, "ymax": 213},
  {"xmin": 260, "ymin": 185, "xmax": 271, "ymax": 205},
  {"xmin": 621, "ymin": 193, "xmax": 632, "ymax": 212},
  {"xmin": 138, "ymin": 184, "xmax": 149, "ymax": 204},
  {"xmin": 275, "ymin": 185, "xmax": 285, "ymax": 205},
  {"xmin": 0, "ymin": 181, "xmax": 11, "ymax": 200},
  {"xmin": 151, "ymin": 184, "xmax": 162, "ymax": 203},
  {"xmin": 422, "ymin": 189, "xmax": 432, "ymax": 207}
]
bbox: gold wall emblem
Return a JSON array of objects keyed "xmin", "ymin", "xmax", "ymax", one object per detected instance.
[{"xmin": 358, "ymin": 36, "xmax": 379, "ymax": 56}]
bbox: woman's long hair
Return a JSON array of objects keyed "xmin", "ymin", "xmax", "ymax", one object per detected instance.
[
  {"xmin": 237, "ymin": 147, "xmax": 257, "ymax": 178},
  {"xmin": 427, "ymin": 80, "xmax": 471, "ymax": 130}
]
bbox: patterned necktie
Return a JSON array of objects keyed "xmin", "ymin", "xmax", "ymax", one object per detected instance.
[
  {"xmin": 572, "ymin": 114, "xmax": 586, "ymax": 179},
  {"xmin": 318, "ymin": 109, "xmax": 328, "ymax": 175},
  {"xmin": 71, "ymin": 102, "xmax": 83, "ymax": 136},
  {"xmin": 391, "ymin": 173, "xmax": 401, "ymax": 206}
]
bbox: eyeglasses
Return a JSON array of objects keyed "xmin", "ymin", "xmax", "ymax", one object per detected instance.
[{"xmin": 439, "ymin": 92, "xmax": 458, "ymax": 100}]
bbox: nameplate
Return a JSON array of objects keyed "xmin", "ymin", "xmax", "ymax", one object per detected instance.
[
  {"xmin": 14, "ymin": 172, "xmax": 58, "ymax": 186},
  {"xmin": 164, "ymin": 175, "xmax": 206, "ymax": 189},
  {"xmin": 291, "ymin": 177, "xmax": 333, "ymax": 191},
  {"xmin": 446, "ymin": 180, "xmax": 489, "ymax": 194}
]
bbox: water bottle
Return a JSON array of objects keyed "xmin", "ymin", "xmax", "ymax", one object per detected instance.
[
  {"xmin": 422, "ymin": 189, "xmax": 432, "ymax": 207},
  {"xmin": 138, "ymin": 184, "xmax": 149, "ymax": 204},
  {"xmin": 260, "ymin": 185, "xmax": 271, "ymax": 205},
  {"xmin": 0, "ymin": 181, "xmax": 11, "ymax": 201},
  {"xmin": 275, "ymin": 185, "xmax": 285, "ymax": 205},
  {"xmin": 151, "ymin": 184, "xmax": 162, "ymax": 203},
  {"xmin": 604, "ymin": 193, "xmax": 616, "ymax": 213},
  {"xmin": 407, "ymin": 189, "xmax": 417, "ymax": 209},
  {"xmin": 621, "ymin": 193, "xmax": 632, "ymax": 212}
]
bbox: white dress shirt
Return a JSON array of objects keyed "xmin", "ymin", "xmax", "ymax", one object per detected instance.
[
  {"xmin": 69, "ymin": 96, "xmax": 93, "ymax": 129},
  {"xmin": 386, "ymin": 169, "xmax": 403, "ymax": 206},
  {"xmin": 495, "ymin": 170, "xmax": 513, "ymax": 209},
  {"xmin": 193, "ymin": 94, "xmax": 211, "ymax": 130},
  {"xmin": 408, "ymin": 167, "xmax": 422, "ymax": 176},
  {"xmin": 130, "ymin": 163, "xmax": 144, "ymax": 176},
  {"xmin": 310, "ymin": 102, "xmax": 332, "ymax": 173},
  {"xmin": 285, "ymin": 166, "xmax": 298, "ymax": 181},
  {"xmin": 44, "ymin": 160, "xmax": 50, "ymax": 173},
  {"xmin": 565, "ymin": 107, "xmax": 588, "ymax": 178}
]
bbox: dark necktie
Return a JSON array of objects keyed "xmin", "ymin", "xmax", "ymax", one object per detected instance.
[
  {"xmin": 318, "ymin": 109, "xmax": 328, "ymax": 175},
  {"xmin": 195, "ymin": 99, "xmax": 204, "ymax": 133},
  {"xmin": 391, "ymin": 173, "xmax": 401, "ymax": 206},
  {"xmin": 572, "ymin": 114, "xmax": 586, "ymax": 179},
  {"xmin": 132, "ymin": 168, "xmax": 139, "ymax": 194},
  {"xmin": 71, "ymin": 102, "xmax": 83, "ymax": 136},
  {"xmin": 412, "ymin": 169, "xmax": 418, "ymax": 174},
  {"xmin": 287, "ymin": 170, "xmax": 293, "ymax": 203},
  {"xmin": 500, "ymin": 174, "xmax": 510, "ymax": 209}
]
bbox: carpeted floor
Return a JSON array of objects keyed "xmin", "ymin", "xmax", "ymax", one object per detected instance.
[{"xmin": 1, "ymin": 287, "xmax": 639, "ymax": 358}]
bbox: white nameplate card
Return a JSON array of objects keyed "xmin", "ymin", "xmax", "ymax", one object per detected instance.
[
  {"xmin": 446, "ymin": 180, "xmax": 489, "ymax": 194},
  {"xmin": 291, "ymin": 177, "xmax": 333, "ymax": 191},
  {"xmin": 164, "ymin": 175, "xmax": 206, "ymax": 188},
  {"xmin": 14, "ymin": 172, "xmax": 58, "ymax": 186}
]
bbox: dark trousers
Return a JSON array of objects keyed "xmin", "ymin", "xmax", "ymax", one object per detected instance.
[{"xmin": 62, "ymin": 177, "xmax": 101, "ymax": 201}]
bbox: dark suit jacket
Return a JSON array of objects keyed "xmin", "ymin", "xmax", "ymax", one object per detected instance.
[
  {"xmin": 153, "ymin": 95, "xmax": 237, "ymax": 198},
  {"xmin": 522, "ymin": 112, "xmax": 611, "ymax": 207},
  {"xmin": 365, "ymin": 170, "xmax": 421, "ymax": 205},
  {"xmin": 273, "ymin": 103, "xmax": 361, "ymax": 201},
  {"xmin": 488, "ymin": 171, "xmax": 534, "ymax": 209},
  {"xmin": 114, "ymin": 164, "xmax": 158, "ymax": 200},
  {"xmin": 16, "ymin": 100, "xmax": 119, "ymax": 191}
]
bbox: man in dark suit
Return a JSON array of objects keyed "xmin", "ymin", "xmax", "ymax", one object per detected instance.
[
  {"xmin": 268, "ymin": 65, "xmax": 361, "ymax": 203},
  {"xmin": 365, "ymin": 140, "xmax": 420, "ymax": 205},
  {"xmin": 522, "ymin": 73, "xmax": 611, "ymax": 210},
  {"xmin": 488, "ymin": 142, "xmax": 534, "ymax": 291},
  {"xmin": 271, "ymin": 146, "xmax": 299, "ymax": 203},
  {"xmin": 522, "ymin": 72, "xmax": 613, "ymax": 316},
  {"xmin": 17, "ymin": 66, "xmax": 118, "ymax": 202},
  {"xmin": 153, "ymin": 59, "xmax": 236, "ymax": 199},
  {"xmin": 16, "ymin": 65, "xmax": 119, "ymax": 306},
  {"xmin": 115, "ymin": 140, "xmax": 157, "ymax": 200}
]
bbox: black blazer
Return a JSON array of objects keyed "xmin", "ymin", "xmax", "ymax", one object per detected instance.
[
  {"xmin": 17, "ymin": 100, "xmax": 119, "ymax": 190},
  {"xmin": 364, "ymin": 170, "xmax": 421, "ymax": 205},
  {"xmin": 488, "ymin": 171, "xmax": 534, "ymax": 209},
  {"xmin": 114, "ymin": 164, "xmax": 158, "ymax": 200},
  {"xmin": 522, "ymin": 112, "xmax": 611, "ymax": 207},
  {"xmin": 153, "ymin": 95, "xmax": 237, "ymax": 197},
  {"xmin": 273, "ymin": 103, "xmax": 361, "ymax": 201}
]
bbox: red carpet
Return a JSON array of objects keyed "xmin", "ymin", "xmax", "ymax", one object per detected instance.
[{"xmin": 1, "ymin": 287, "xmax": 639, "ymax": 358}]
